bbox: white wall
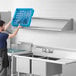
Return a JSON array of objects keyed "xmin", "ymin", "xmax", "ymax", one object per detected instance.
[
  {"xmin": 11, "ymin": 0, "xmax": 76, "ymax": 18},
  {"xmin": 11, "ymin": 0, "xmax": 76, "ymax": 50},
  {"xmin": 11, "ymin": 0, "xmax": 76, "ymax": 76},
  {"xmin": 1, "ymin": 0, "xmax": 76, "ymax": 76},
  {"xmin": 0, "ymin": 0, "xmax": 11, "ymax": 11},
  {"xmin": 11, "ymin": 0, "xmax": 76, "ymax": 30},
  {"xmin": 16, "ymin": 29, "xmax": 76, "ymax": 50}
]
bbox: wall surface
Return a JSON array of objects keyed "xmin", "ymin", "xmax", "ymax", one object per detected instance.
[
  {"xmin": 12, "ymin": 0, "xmax": 76, "ymax": 18},
  {"xmin": 0, "ymin": 0, "xmax": 11, "ymax": 11},
  {"xmin": 1, "ymin": 0, "xmax": 76, "ymax": 76},
  {"xmin": 11, "ymin": 0, "xmax": 76, "ymax": 29},
  {"xmin": 11, "ymin": 0, "xmax": 76, "ymax": 76},
  {"xmin": 11, "ymin": 0, "xmax": 76, "ymax": 49}
]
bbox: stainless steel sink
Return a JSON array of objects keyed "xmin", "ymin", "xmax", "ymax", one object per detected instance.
[
  {"xmin": 42, "ymin": 57, "xmax": 60, "ymax": 60},
  {"xmin": 18, "ymin": 53, "xmax": 60, "ymax": 61},
  {"xmin": 19, "ymin": 53, "xmax": 33, "ymax": 57},
  {"xmin": 18, "ymin": 53, "xmax": 44, "ymax": 58}
]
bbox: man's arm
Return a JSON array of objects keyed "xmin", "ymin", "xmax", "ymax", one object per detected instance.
[
  {"xmin": 4, "ymin": 20, "xmax": 12, "ymax": 31},
  {"xmin": 8, "ymin": 25, "xmax": 22, "ymax": 38}
]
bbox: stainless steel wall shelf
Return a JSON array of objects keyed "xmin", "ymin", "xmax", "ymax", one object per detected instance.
[{"xmin": 23, "ymin": 17, "xmax": 73, "ymax": 31}]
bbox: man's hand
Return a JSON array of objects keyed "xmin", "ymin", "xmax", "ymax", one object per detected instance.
[
  {"xmin": 18, "ymin": 24, "xmax": 22, "ymax": 29},
  {"xmin": 8, "ymin": 24, "xmax": 22, "ymax": 38}
]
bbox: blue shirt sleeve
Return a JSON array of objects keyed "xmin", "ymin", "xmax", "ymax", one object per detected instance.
[{"xmin": 3, "ymin": 33, "xmax": 9, "ymax": 40}]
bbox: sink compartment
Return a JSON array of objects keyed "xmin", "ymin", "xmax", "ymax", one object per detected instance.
[
  {"xmin": 18, "ymin": 53, "xmax": 60, "ymax": 61},
  {"xmin": 19, "ymin": 53, "xmax": 33, "ymax": 57},
  {"xmin": 19, "ymin": 53, "xmax": 45, "ymax": 58},
  {"xmin": 33, "ymin": 55, "xmax": 45, "ymax": 59},
  {"xmin": 44, "ymin": 57, "xmax": 60, "ymax": 61}
]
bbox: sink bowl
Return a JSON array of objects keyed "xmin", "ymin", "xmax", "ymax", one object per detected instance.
[
  {"xmin": 19, "ymin": 53, "xmax": 33, "ymax": 57},
  {"xmin": 18, "ymin": 53, "xmax": 44, "ymax": 58},
  {"xmin": 42, "ymin": 57, "xmax": 60, "ymax": 60},
  {"xmin": 18, "ymin": 53, "xmax": 60, "ymax": 61}
]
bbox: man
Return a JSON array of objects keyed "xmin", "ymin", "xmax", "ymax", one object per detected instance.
[{"xmin": 0, "ymin": 19, "xmax": 21, "ymax": 76}]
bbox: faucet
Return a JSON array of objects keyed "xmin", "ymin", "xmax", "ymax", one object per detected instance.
[
  {"xmin": 42, "ymin": 48, "xmax": 46, "ymax": 53},
  {"xmin": 48, "ymin": 48, "xmax": 54, "ymax": 53},
  {"xmin": 42, "ymin": 48, "xmax": 54, "ymax": 53},
  {"xmin": 35, "ymin": 45, "xmax": 54, "ymax": 53}
]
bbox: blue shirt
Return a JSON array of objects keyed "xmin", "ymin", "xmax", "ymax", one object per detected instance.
[{"xmin": 0, "ymin": 32, "xmax": 9, "ymax": 49}]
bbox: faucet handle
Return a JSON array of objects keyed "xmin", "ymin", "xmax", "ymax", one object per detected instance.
[
  {"xmin": 48, "ymin": 48, "xmax": 54, "ymax": 53},
  {"xmin": 42, "ymin": 48, "xmax": 54, "ymax": 53},
  {"xmin": 42, "ymin": 48, "xmax": 46, "ymax": 53}
]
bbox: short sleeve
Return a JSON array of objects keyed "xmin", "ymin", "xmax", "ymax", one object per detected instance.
[{"xmin": 3, "ymin": 33, "xmax": 9, "ymax": 40}]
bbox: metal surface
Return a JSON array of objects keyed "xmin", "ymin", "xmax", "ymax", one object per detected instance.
[
  {"xmin": 32, "ymin": 17, "xmax": 70, "ymax": 21},
  {"xmin": 18, "ymin": 53, "xmax": 60, "ymax": 61},
  {"xmin": 27, "ymin": 17, "xmax": 73, "ymax": 31},
  {"xmin": 9, "ymin": 43, "xmax": 76, "ymax": 76}
]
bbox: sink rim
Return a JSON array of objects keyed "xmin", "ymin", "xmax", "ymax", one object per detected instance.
[{"xmin": 18, "ymin": 53, "xmax": 60, "ymax": 61}]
